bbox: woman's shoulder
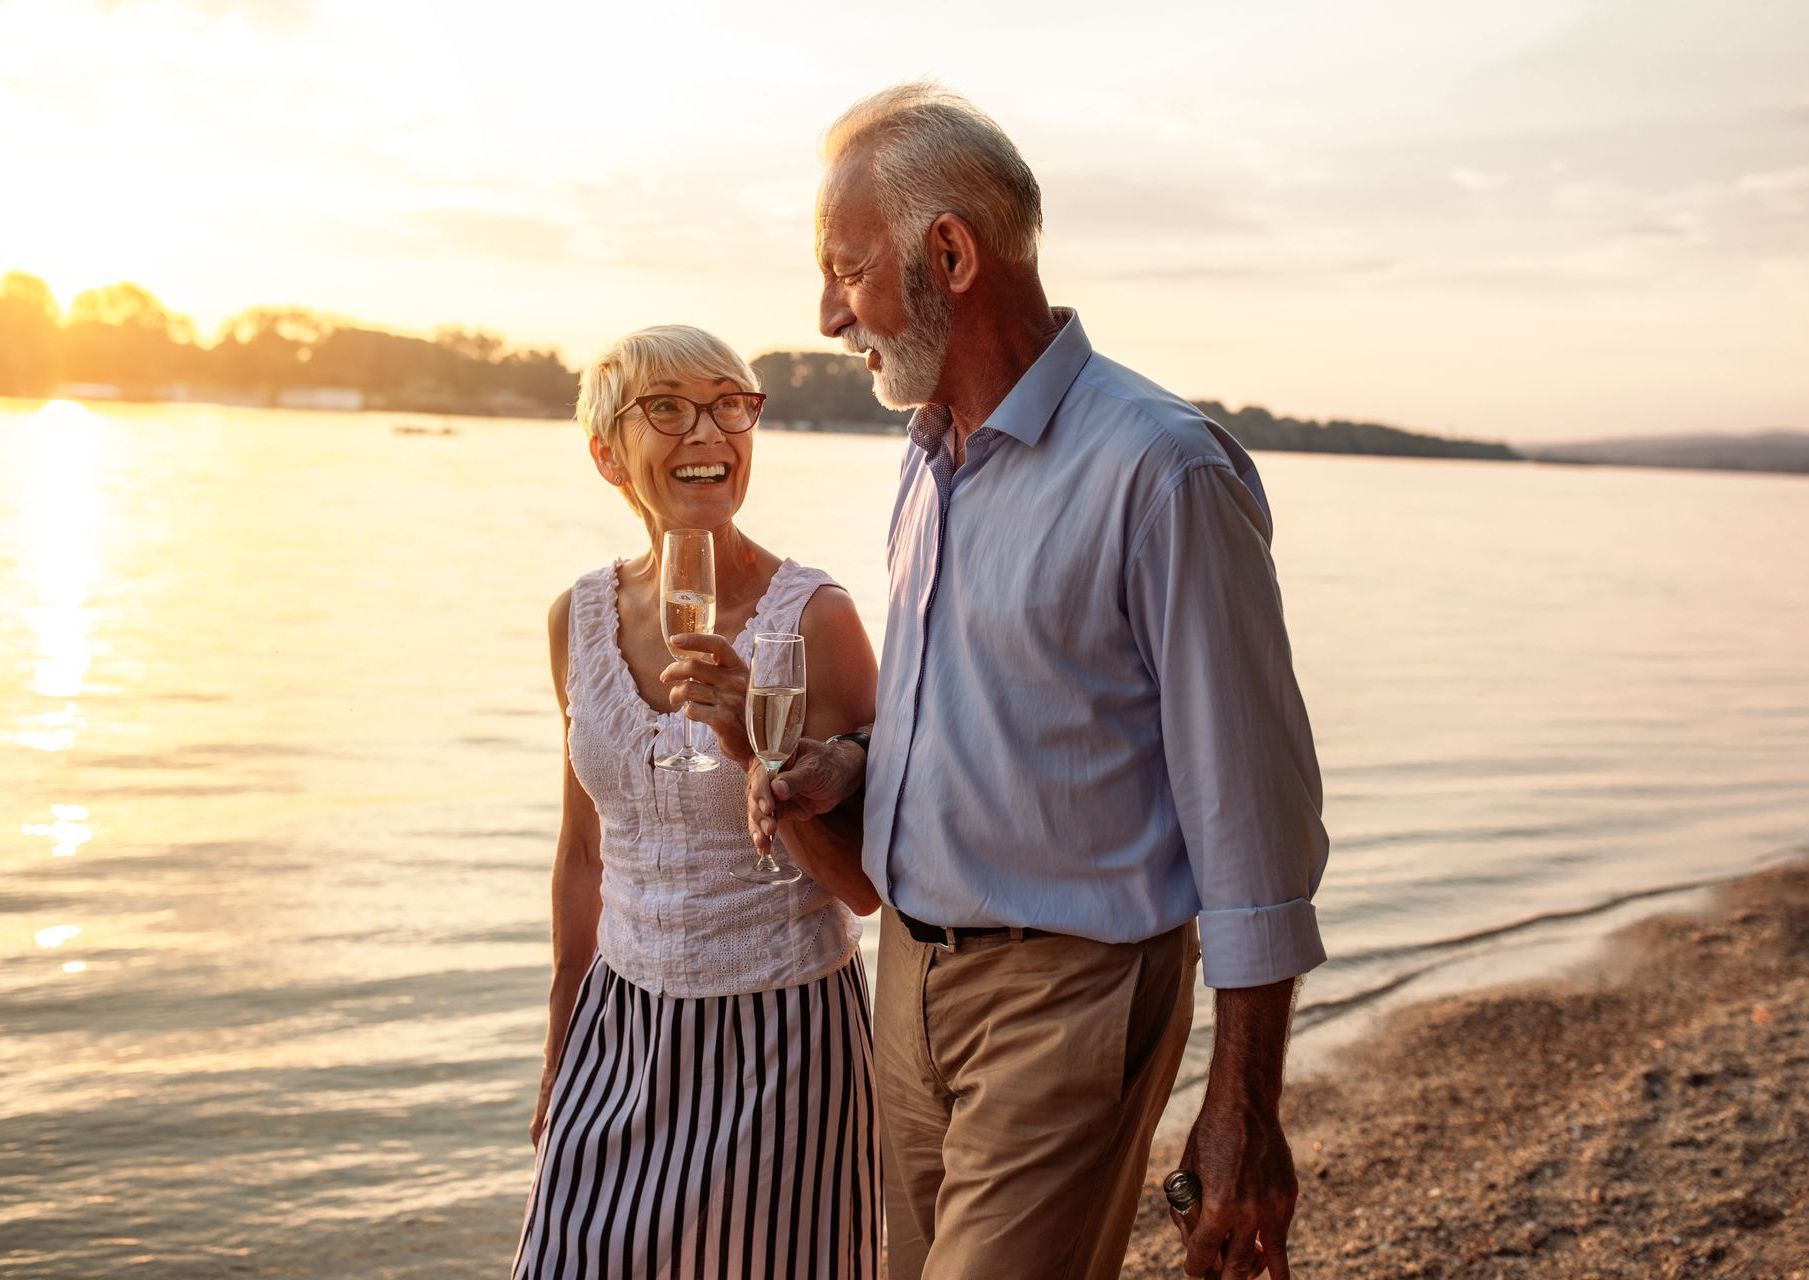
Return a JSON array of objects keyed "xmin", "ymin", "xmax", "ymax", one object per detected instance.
[
  {"xmin": 548, "ymin": 587, "xmax": 574, "ymax": 639},
  {"xmin": 796, "ymin": 577, "xmax": 857, "ymax": 630},
  {"xmin": 756, "ymin": 558, "xmax": 839, "ymax": 620}
]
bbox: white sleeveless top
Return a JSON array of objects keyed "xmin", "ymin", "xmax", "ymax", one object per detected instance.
[{"xmin": 565, "ymin": 557, "xmax": 862, "ymax": 998}]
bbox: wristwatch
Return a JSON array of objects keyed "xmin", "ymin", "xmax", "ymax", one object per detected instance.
[{"xmin": 826, "ymin": 730, "xmax": 871, "ymax": 754}]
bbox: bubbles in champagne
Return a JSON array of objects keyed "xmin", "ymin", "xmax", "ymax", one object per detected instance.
[
  {"xmin": 746, "ymin": 686, "xmax": 806, "ymax": 765},
  {"xmin": 661, "ymin": 590, "xmax": 716, "ymax": 657}
]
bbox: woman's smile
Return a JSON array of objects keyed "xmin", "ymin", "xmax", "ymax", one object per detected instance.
[{"xmin": 670, "ymin": 461, "xmax": 731, "ymax": 484}]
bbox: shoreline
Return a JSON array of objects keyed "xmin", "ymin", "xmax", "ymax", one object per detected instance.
[
  {"xmin": 12, "ymin": 395, "xmax": 1809, "ymax": 478},
  {"xmin": 1122, "ymin": 860, "xmax": 1809, "ymax": 1277}
]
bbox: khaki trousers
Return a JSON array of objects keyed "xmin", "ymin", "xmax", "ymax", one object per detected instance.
[{"xmin": 874, "ymin": 909, "xmax": 1197, "ymax": 1280}]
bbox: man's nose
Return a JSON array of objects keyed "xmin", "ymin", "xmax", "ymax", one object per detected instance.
[{"xmin": 820, "ymin": 285, "xmax": 852, "ymax": 341}]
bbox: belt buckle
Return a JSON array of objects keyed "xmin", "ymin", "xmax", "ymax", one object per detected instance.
[{"xmin": 934, "ymin": 925, "xmax": 957, "ymax": 953}]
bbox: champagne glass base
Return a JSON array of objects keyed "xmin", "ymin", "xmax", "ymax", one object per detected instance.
[
  {"xmin": 729, "ymin": 856, "xmax": 803, "ymax": 885},
  {"xmin": 654, "ymin": 749, "xmax": 719, "ymax": 773}
]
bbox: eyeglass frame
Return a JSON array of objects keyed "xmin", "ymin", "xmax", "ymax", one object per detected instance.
[{"xmin": 615, "ymin": 391, "xmax": 767, "ymax": 436}]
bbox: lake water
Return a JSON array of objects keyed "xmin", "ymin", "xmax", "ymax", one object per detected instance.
[{"xmin": 3, "ymin": 399, "xmax": 1806, "ymax": 1277}]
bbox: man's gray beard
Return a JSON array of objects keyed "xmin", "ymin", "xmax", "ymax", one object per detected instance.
[{"xmin": 868, "ymin": 255, "xmax": 952, "ymax": 411}]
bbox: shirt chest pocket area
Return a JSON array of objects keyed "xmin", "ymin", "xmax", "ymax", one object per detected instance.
[
  {"xmin": 887, "ymin": 480, "xmax": 943, "ymax": 615},
  {"xmin": 945, "ymin": 521, "xmax": 1118, "ymax": 691}
]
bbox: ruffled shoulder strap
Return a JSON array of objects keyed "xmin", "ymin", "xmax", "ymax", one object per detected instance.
[
  {"xmin": 565, "ymin": 560, "xmax": 625, "ymax": 714},
  {"xmin": 734, "ymin": 559, "xmax": 837, "ymax": 659}
]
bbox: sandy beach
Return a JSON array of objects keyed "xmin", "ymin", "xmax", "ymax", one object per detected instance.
[
  {"xmin": 131, "ymin": 862, "xmax": 1806, "ymax": 1280},
  {"xmin": 1122, "ymin": 861, "xmax": 1809, "ymax": 1278}
]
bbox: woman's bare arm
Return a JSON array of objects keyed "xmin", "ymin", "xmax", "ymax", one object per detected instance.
[{"xmin": 533, "ymin": 590, "xmax": 603, "ymax": 1142}]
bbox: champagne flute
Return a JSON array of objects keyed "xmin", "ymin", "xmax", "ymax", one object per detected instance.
[
  {"xmin": 655, "ymin": 528, "xmax": 719, "ymax": 773},
  {"xmin": 730, "ymin": 632, "xmax": 806, "ymax": 885}
]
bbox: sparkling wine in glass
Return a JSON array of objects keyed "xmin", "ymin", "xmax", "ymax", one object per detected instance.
[
  {"xmin": 731, "ymin": 632, "xmax": 806, "ymax": 885},
  {"xmin": 655, "ymin": 529, "xmax": 719, "ymax": 773}
]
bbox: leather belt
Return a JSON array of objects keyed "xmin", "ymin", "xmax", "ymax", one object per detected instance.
[{"xmin": 897, "ymin": 909, "xmax": 1050, "ymax": 952}]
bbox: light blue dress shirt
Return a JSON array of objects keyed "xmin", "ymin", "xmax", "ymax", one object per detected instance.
[{"xmin": 862, "ymin": 310, "xmax": 1329, "ymax": 988}]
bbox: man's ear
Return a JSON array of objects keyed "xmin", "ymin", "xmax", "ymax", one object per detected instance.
[
  {"xmin": 928, "ymin": 213, "xmax": 981, "ymax": 295},
  {"xmin": 590, "ymin": 434, "xmax": 625, "ymax": 484}
]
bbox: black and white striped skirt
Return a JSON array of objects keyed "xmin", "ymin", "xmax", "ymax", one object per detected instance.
[{"xmin": 513, "ymin": 954, "xmax": 881, "ymax": 1279}]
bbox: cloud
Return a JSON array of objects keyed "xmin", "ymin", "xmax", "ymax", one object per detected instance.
[
  {"xmin": 1615, "ymin": 212, "xmax": 1705, "ymax": 244},
  {"xmin": 331, "ymin": 207, "xmax": 583, "ymax": 264},
  {"xmin": 1735, "ymin": 165, "xmax": 1809, "ymax": 197},
  {"xmin": 1106, "ymin": 255, "xmax": 1398, "ymax": 283},
  {"xmin": 1042, "ymin": 173, "xmax": 1263, "ymax": 237},
  {"xmin": 1449, "ymin": 167, "xmax": 1511, "ymax": 193},
  {"xmin": 95, "ymin": 0, "xmax": 314, "ymax": 29}
]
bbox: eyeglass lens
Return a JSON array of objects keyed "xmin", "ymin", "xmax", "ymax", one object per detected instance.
[{"xmin": 642, "ymin": 394, "xmax": 761, "ymax": 435}]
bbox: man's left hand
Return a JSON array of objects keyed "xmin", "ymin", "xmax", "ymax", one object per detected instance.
[{"xmin": 1175, "ymin": 1093, "xmax": 1297, "ymax": 1278}]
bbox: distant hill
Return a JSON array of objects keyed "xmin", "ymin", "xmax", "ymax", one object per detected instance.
[
  {"xmin": 1188, "ymin": 399, "xmax": 1519, "ymax": 462},
  {"xmin": 753, "ymin": 350, "xmax": 1520, "ymax": 462},
  {"xmin": 1524, "ymin": 431, "xmax": 1809, "ymax": 476}
]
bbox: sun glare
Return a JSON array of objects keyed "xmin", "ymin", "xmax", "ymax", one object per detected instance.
[{"xmin": 14, "ymin": 399, "xmax": 104, "ymax": 752}]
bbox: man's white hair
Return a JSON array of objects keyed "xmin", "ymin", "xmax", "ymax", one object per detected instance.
[
  {"xmin": 575, "ymin": 324, "xmax": 759, "ymax": 449},
  {"xmin": 822, "ymin": 82, "xmax": 1042, "ymax": 265}
]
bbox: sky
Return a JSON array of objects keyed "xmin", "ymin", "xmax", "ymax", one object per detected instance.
[{"xmin": 1, "ymin": 0, "xmax": 1804, "ymax": 443}]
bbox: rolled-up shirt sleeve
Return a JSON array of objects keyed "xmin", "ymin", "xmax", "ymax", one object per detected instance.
[{"xmin": 1127, "ymin": 462, "xmax": 1330, "ymax": 988}]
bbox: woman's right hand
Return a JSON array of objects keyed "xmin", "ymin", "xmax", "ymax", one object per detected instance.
[
  {"xmin": 530, "ymin": 1062, "xmax": 559, "ymax": 1147},
  {"xmin": 661, "ymin": 632, "xmax": 754, "ymax": 767}
]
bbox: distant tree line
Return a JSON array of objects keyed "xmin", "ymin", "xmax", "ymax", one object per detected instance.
[
  {"xmin": 0, "ymin": 271, "xmax": 572, "ymax": 416},
  {"xmin": 2, "ymin": 269, "xmax": 1517, "ymax": 460},
  {"xmin": 1188, "ymin": 399, "xmax": 1519, "ymax": 461},
  {"xmin": 751, "ymin": 349, "xmax": 1518, "ymax": 460}
]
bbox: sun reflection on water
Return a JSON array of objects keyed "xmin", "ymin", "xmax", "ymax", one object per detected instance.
[
  {"xmin": 34, "ymin": 924, "xmax": 82, "ymax": 949},
  {"xmin": 14, "ymin": 399, "xmax": 103, "ymax": 752},
  {"xmin": 22, "ymin": 803, "xmax": 92, "ymax": 857}
]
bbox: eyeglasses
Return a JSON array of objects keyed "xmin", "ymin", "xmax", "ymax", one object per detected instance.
[{"xmin": 617, "ymin": 391, "xmax": 766, "ymax": 436}]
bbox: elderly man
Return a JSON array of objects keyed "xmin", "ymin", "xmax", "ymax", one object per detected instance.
[{"xmin": 751, "ymin": 83, "xmax": 1329, "ymax": 1280}]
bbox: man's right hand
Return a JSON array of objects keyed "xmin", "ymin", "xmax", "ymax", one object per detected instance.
[{"xmin": 746, "ymin": 736, "xmax": 866, "ymax": 852}]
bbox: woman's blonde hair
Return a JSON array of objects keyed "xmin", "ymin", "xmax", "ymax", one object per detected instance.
[{"xmin": 575, "ymin": 324, "xmax": 760, "ymax": 454}]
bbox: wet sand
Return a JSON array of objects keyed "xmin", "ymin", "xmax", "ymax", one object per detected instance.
[{"xmin": 1122, "ymin": 861, "xmax": 1809, "ymax": 1278}]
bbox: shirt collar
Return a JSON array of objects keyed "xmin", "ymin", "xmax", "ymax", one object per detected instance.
[
  {"xmin": 981, "ymin": 307, "xmax": 1089, "ymax": 447},
  {"xmin": 906, "ymin": 307, "xmax": 1090, "ymax": 455}
]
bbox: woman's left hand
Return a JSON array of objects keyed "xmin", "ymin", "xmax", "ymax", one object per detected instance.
[{"xmin": 661, "ymin": 633, "xmax": 754, "ymax": 768}]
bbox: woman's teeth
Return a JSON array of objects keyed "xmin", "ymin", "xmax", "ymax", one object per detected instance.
[{"xmin": 672, "ymin": 464, "xmax": 729, "ymax": 483}]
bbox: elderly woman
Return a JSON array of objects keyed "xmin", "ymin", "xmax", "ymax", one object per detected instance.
[{"xmin": 512, "ymin": 325, "xmax": 881, "ymax": 1280}]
